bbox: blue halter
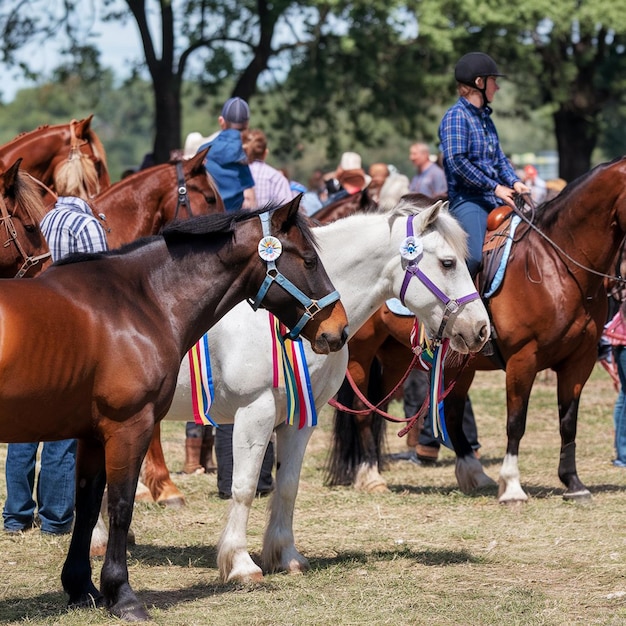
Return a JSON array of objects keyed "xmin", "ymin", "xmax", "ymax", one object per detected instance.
[{"xmin": 248, "ymin": 210, "xmax": 340, "ymax": 340}]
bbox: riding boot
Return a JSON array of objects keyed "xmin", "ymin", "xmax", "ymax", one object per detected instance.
[
  {"xmin": 183, "ymin": 436, "xmax": 205, "ymax": 474},
  {"xmin": 200, "ymin": 427, "xmax": 217, "ymax": 474}
]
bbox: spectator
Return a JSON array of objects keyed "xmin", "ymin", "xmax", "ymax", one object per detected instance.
[
  {"xmin": 199, "ymin": 96, "xmax": 257, "ymax": 211},
  {"xmin": 241, "ymin": 129, "xmax": 293, "ymax": 207},
  {"xmin": 368, "ymin": 163, "xmax": 390, "ymax": 203},
  {"xmin": 408, "ymin": 143, "xmax": 448, "ymax": 198},
  {"xmin": 522, "ymin": 164, "xmax": 548, "ymax": 205}
]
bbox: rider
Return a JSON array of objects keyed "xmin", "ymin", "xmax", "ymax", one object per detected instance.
[{"xmin": 439, "ymin": 51, "xmax": 529, "ymax": 279}]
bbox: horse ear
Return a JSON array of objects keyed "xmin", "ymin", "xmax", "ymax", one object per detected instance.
[
  {"xmin": 270, "ymin": 194, "xmax": 302, "ymax": 231},
  {"xmin": 3, "ymin": 157, "xmax": 22, "ymax": 193},
  {"xmin": 73, "ymin": 115, "xmax": 94, "ymax": 139},
  {"xmin": 421, "ymin": 199, "xmax": 445, "ymax": 228},
  {"xmin": 188, "ymin": 147, "xmax": 209, "ymax": 172}
]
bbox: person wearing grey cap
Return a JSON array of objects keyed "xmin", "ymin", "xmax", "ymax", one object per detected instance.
[{"xmin": 198, "ymin": 96, "xmax": 257, "ymax": 212}]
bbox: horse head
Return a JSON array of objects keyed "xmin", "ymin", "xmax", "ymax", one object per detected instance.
[
  {"xmin": 0, "ymin": 159, "xmax": 51, "ymax": 277},
  {"xmin": 390, "ymin": 197, "xmax": 490, "ymax": 354},
  {"xmin": 247, "ymin": 196, "xmax": 349, "ymax": 354}
]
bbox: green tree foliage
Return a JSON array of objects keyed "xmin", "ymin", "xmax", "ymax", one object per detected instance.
[{"xmin": 0, "ymin": 0, "xmax": 625, "ymax": 179}]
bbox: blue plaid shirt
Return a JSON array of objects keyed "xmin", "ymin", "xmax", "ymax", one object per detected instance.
[
  {"xmin": 40, "ymin": 196, "xmax": 108, "ymax": 261},
  {"xmin": 438, "ymin": 97, "xmax": 519, "ymax": 209}
]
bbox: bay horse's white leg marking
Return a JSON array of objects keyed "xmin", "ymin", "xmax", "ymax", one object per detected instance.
[{"xmin": 497, "ymin": 453, "xmax": 528, "ymax": 502}]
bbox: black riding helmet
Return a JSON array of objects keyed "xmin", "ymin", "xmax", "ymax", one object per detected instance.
[{"xmin": 454, "ymin": 52, "xmax": 505, "ymax": 106}]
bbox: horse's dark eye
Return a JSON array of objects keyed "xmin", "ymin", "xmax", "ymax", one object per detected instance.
[
  {"xmin": 207, "ymin": 197, "xmax": 216, "ymax": 204},
  {"xmin": 25, "ymin": 225, "xmax": 36, "ymax": 232},
  {"xmin": 304, "ymin": 256, "xmax": 317, "ymax": 270},
  {"xmin": 442, "ymin": 259, "xmax": 454, "ymax": 269}
]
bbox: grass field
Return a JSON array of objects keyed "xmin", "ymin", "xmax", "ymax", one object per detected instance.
[{"xmin": 1, "ymin": 365, "xmax": 626, "ymax": 625}]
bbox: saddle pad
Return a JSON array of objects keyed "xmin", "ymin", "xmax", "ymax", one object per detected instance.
[
  {"xmin": 386, "ymin": 297, "xmax": 415, "ymax": 317},
  {"xmin": 481, "ymin": 214, "xmax": 521, "ymax": 298}
]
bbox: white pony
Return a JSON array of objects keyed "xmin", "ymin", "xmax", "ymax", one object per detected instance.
[{"xmin": 93, "ymin": 198, "xmax": 490, "ymax": 580}]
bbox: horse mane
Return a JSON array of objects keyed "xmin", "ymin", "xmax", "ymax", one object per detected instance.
[
  {"xmin": 162, "ymin": 205, "xmax": 316, "ymax": 247},
  {"xmin": 537, "ymin": 156, "xmax": 626, "ymax": 230},
  {"xmin": 54, "ymin": 151, "xmax": 101, "ymax": 198},
  {"xmin": 12, "ymin": 171, "xmax": 48, "ymax": 225}
]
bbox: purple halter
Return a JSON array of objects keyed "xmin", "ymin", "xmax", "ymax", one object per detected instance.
[{"xmin": 399, "ymin": 214, "xmax": 480, "ymax": 345}]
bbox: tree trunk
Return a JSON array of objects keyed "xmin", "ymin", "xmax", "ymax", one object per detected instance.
[
  {"xmin": 152, "ymin": 77, "xmax": 182, "ymax": 164},
  {"xmin": 553, "ymin": 106, "xmax": 598, "ymax": 182}
]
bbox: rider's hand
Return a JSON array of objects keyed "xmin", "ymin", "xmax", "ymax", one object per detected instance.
[{"xmin": 494, "ymin": 184, "xmax": 517, "ymax": 208}]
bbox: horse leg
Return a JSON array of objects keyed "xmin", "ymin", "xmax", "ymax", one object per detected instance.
[
  {"xmin": 446, "ymin": 371, "xmax": 497, "ymax": 493},
  {"xmin": 141, "ymin": 422, "xmax": 186, "ymax": 507},
  {"xmin": 262, "ymin": 422, "xmax": 313, "ymax": 575},
  {"xmin": 62, "ymin": 438, "xmax": 106, "ymax": 609},
  {"xmin": 89, "ymin": 487, "xmax": 137, "ymax": 558},
  {"xmin": 217, "ymin": 402, "xmax": 274, "ymax": 583},
  {"xmin": 497, "ymin": 355, "xmax": 538, "ymax": 503},
  {"xmin": 98, "ymin": 423, "xmax": 153, "ymax": 621},
  {"xmin": 555, "ymin": 359, "xmax": 594, "ymax": 501}
]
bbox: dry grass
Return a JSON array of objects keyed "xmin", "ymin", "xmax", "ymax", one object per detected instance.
[{"xmin": 1, "ymin": 365, "xmax": 626, "ymax": 625}]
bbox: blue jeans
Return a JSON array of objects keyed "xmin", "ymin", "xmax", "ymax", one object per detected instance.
[
  {"xmin": 403, "ymin": 368, "xmax": 479, "ymax": 450},
  {"xmin": 614, "ymin": 347, "xmax": 626, "ymax": 465},
  {"xmin": 3, "ymin": 440, "xmax": 77, "ymax": 534},
  {"xmin": 449, "ymin": 197, "xmax": 490, "ymax": 278}
]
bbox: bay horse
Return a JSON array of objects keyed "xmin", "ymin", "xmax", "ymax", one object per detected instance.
[
  {"xmin": 328, "ymin": 156, "xmax": 626, "ymax": 503},
  {"xmin": 140, "ymin": 198, "xmax": 490, "ymax": 584},
  {"xmin": 0, "ymin": 116, "xmax": 110, "ymax": 194},
  {"xmin": 0, "ymin": 159, "xmax": 52, "ymax": 278},
  {"xmin": 0, "ymin": 199, "xmax": 348, "ymax": 621}
]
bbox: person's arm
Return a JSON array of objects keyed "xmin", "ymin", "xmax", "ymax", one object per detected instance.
[{"xmin": 243, "ymin": 186, "xmax": 257, "ymax": 209}]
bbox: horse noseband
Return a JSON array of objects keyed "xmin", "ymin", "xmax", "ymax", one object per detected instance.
[
  {"xmin": 399, "ymin": 214, "xmax": 479, "ymax": 345},
  {"xmin": 248, "ymin": 210, "xmax": 340, "ymax": 340}
]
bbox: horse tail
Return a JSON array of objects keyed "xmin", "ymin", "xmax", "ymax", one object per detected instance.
[
  {"xmin": 54, "ymin": 149, "xmax": 101, "ymax": 199},
  {"xmin": 324, "ymin": 358, "xmax": 388, "ymax": 487}
]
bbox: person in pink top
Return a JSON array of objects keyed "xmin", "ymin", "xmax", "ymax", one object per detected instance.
[{"xmin": 242, "ymin": 129, "xmax": 294, "ymax": 207}]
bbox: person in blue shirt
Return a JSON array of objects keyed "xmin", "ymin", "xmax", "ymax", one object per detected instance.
[
  {"xmin": 199, "ymin": 97, "xmax": 257, "ymax": 212},
  {"xmin": 439, "ymin": 52, "xmax": 529, "ymax": 278}
]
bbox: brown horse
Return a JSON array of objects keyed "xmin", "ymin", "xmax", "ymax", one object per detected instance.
[
  {"xmin": 0, "ymin": 200, "xmax": 348, "ymax": 621},
  {"xmin": 0, "ymin": 116, "xmax": 110, "ymax": 194},
  {"xmin": 329, "ymin": 156, "xmax": 626, "ymax": 502},
  {"xmin": 0, "ymin": 159, "xmax": 52, "ymax": 278}
]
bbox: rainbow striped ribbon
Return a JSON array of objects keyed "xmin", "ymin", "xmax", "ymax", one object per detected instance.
[
  {"xmin": 188, "ymin": 314, "xmax": 317, "ymax": 429},
  {"xmin": 411, "ymin": 320, "xmax": 451, "ymax": 445},
  {"xmin": 188, "ymin": 332, "xmax": 217, "ymax": 427},
  {"xmin": 269, "ymin": 313, "xmax": 317, "ymax": 428}
]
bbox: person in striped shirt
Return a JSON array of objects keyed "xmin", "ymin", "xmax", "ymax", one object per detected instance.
[{"xmin": 439, "ymin": 52, "xmax": 529, "ymax": 278}]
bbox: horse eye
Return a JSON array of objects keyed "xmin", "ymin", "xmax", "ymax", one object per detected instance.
[
  {"xmin": 25, "ymin": 225, "xmax": 36, "ymax": 232},
  {"xmin": 207, "ymin": 196, "xmax": 216, "ymax": 204},
  {"xmin": 441, "ymin": 259, "xmax": 454, "ymax": 269},
  {"xmin": 303, "ymin": 256, "xmax": 317, "ymax": 270}
]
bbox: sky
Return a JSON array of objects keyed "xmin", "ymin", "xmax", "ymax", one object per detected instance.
[{"xmin": 1, "ymin": 14, "xmax": 142, "ymax": 103}]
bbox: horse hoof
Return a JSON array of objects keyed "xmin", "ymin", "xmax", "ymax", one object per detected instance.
[
  {"xmin": 157, "ymin": 495, "xmax": 186, "ymax": 509},
  {"xmin": 114, "ymin": 604, "xmax": 151, "ymax": 622},
  {"xmin": 563, "ymin": 489, "xmax": 592, "ymax": 502}
]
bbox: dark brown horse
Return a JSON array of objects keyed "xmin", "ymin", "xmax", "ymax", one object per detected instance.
[
  {"xmin": 0, "ymin": 116, "xmax": 110, "ymax": 194},
  {"xmin": 329, "ymin": 156, "xmax": 626, "ymax": 502},
  {"xmin": 0, "ymin": 159, "xmax": 52, "ymax": 278},
  {"xmin": 0, "ymin": 199, "xmax": 348, "ymax": 621}
]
